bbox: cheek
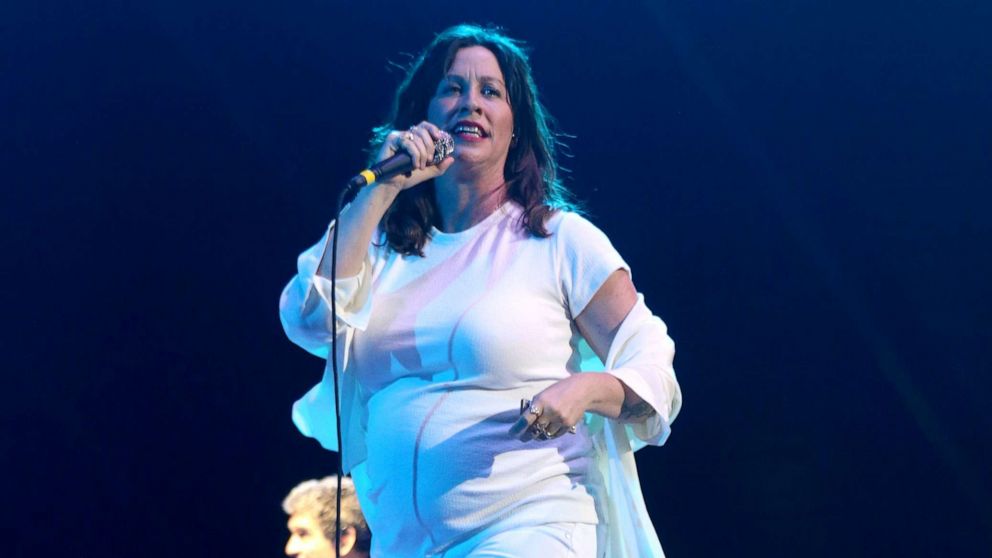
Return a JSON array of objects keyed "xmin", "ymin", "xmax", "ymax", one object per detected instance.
[
  {"xmin": 497, "ymin": 106, "xmax": 514, "ymax": 137},
  {"xmin": 428, "ymin": 99, "xmax": 451, "ymax": 122}
]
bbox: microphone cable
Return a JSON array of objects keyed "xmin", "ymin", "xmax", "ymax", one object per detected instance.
[{"xmin": 329, "ymin": 182, "xmax": 352, "ymax": 558}]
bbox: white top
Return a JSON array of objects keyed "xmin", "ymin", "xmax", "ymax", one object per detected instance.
[{"xmin": 280, "ymin": 201, "xmax": 682, "ymax": 557}]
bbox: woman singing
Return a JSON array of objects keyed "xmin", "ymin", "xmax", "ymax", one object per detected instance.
[{"xmin": 281, "ymin": 24, "xmax": 682, "ymax": 557}]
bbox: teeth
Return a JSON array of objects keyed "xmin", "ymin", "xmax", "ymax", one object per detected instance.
[{"xmin": 453, "ymin": 124, "xmax": 483, "ymax": 136}]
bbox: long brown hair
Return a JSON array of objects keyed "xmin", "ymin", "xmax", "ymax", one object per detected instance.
[{"xmin": 370, "ymin": 24, "xmax": 578, "ymax": 256}]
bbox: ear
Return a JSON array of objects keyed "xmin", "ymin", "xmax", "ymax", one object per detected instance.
[{"xmin": 338, "ymin": 526, "xmax": 357, "ymax": 556}]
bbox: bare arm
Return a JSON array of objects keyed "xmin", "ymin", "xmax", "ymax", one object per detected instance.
[
  {"xmin": 315, "ymin": 122, "xmax": 454, "ymax": 279},
  {"xmin": 573, "ymin": 269, "xmax": 654, "ymax": 422},
  {"xmin": 511, "ymin": 269, "xmax": 653, "ymax": 440},
  {"xmin": 315, "ymin": 184, "xmax": 398, "ymax": 279}
]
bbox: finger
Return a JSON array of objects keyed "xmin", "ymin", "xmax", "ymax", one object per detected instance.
[
  {"xmin": 391, "ymin": 131, "xmax": 417, "ymax": 159},
  {"xmin": 509, "ymin": 414, "xmax": 532, "ymax": 438},
  {"xmin": 519, "ymin": 414, "xmax": 548, "ymax": 442},
  {"xmin": 382, "ymin": 131, "xmax": 406, "ymax": 158},
  {"xmin": 510, "ymin": 398, "xmax": 536, "ymax": 437},
  {"xmin": 537, "ymin": 419, "xmax": 557, "ymax": 437},
  {"xmin": 421, "ymin": 121, "xmax": 447, "ymax": 141},
  {"xmin": 427, "ymin": 123, "xmax": 456, "ymax": 167},
  {"xmin": 548, "ymin": 421, "xmax": 578, "ymax": 439},
  {"xmin": 416, "ymin": 125, "xmax": 450, "ymax": 168},
  {"xmin": 520, "ymin": 423, "xmax": 542, "ymax": 442},
  {"xmin": 434, "ymin": 154, "xmax": 456, "ymax": 173},
  {"xmin": 544, "ymin": 422, "xmax": 564, "ymax": 438},
  {"xmin": 402, "ymin": 129, "xmax": 428, "ymax": 169},
  {"xmin": 511, "ymin": 397, "xmax": 548, "ymax": 441},
  {"xmin": 409, "ymin": 125, "xmax": 436, "ymax": 167},
  {"xmin": 532, "ymin": 421, "xmax": 554, "ymax": 441},
  {"xmin": 532, "ymin": 418, "xmax": 556, "ymax": 441}
]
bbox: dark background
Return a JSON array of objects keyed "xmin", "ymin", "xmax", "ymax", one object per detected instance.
[{"xmin": 4, "ymin": 1, "xmax": 991, "ymax": 556}]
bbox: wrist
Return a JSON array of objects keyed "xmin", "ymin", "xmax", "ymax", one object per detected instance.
[
  {"xmin": 364, "ymin": 182, "xmax": 401, "ymax": 206},
  {"xmin": 578, "ymin": 373, "xmax": 625, "ymax": 419}
]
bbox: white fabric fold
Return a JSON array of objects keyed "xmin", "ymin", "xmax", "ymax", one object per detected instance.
[
  {"xmin": 279, "ymin": 222, "xmax": 375, "ymax": 470},
  {"xmin": 279, "ymin": 223, "xmax": 374, "ymax": 356},
  {"xmin": 581, "ymin": 294, "xmax": 682, "ymax": 558}
]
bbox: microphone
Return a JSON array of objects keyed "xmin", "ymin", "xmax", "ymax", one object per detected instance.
[{"xmin": 347, "ymin": 131, "xmax": 454, "ymax": 190}]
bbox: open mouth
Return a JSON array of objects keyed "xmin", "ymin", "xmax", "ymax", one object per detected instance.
[{"xmin": 450, "ymin": 121, "xmax": 488, "ymax": 139}]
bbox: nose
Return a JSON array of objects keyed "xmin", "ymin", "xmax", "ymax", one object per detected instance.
[
  {"xmin": 285, "ymin": 535, "xmax": 299, "ymax": 556},
  {"xmin": 459, "ymin": 87, "xmax": 483, "ymax": 115}
]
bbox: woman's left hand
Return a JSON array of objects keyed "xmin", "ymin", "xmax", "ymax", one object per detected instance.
[
  {"xmin": 509, "ymin": 270, "xmax": 640, "ymax": 442},
  {"xmin": 509, "ymin": 375, "xmax": 603, "ymax": 442}
]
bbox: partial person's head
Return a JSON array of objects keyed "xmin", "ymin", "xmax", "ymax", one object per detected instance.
[
  {"xmin": 282, "ymin": 476, "xmax": 370, "ymax": 558},
  {"xmin": 374, "ymin": 24, "xmax": 577, "ymax": 255}
]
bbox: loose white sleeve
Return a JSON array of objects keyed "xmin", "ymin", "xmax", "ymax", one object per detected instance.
[
  {"xmin": 280, "ymin": 222, "xmax": 381, "ymax": 469},
  {"xmin": 603, "ymin": 295, "xmax": 682, "ymax": 446},
  {"xmin": 278, "ymin": 222, "xmax": 376, "ymax": 359},
  {"xmin": 585, "ymin": 297, "xmax": 682, "ymax": 558}
]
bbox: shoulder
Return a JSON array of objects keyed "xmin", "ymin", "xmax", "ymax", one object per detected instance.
[
  {"xmin": 546, "ymin": 209, "xmax": 614, "ymax": 247},
  {"xmin": 545, "ymin": 209, "xmax": 631, "ymax": 317},
  {"xmin": 546, "ymin": 209, "xmax": 628, "ymax": 274}
]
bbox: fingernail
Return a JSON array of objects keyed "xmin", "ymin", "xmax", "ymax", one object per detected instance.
[{"xmin": 509, "ymin": 419, "xmax": 527, "ymax": 436}]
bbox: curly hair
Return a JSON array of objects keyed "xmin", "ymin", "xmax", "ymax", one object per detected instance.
[
  {"xmin": 370, "ymin": 23, "xmax": 578, "ymax": 256},
  {"xmin": 282, "ymin": 476, "xmax": 371, "ymax": 552}
]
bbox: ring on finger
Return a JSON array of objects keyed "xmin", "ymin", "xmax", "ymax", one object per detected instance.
[
  {"xmin": 540, "ymin": 423, "xmax": 556, "ymax": 440},
  {"xmin": 521, "ymin": 399, "xmax": 543, "ymax": 418},
  {"xmin": 549, "ymin": 425, "xmax": 576, "ymax": 439},
  {"xmin": 530, "ymin": 422, "xmax": 550, "ymax": 439}
]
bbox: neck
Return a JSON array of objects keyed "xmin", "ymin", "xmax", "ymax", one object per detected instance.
[{"xmin": 434, "ymin": 169, "xmax": 507, "ymax": 233}]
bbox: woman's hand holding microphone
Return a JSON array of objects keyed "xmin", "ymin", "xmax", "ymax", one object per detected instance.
[{"xmin": 372, "ymin": 121, "xmax": 455, "ymax": 192}]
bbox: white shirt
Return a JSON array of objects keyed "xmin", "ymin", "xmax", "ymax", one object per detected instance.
[{"xmin": 280, "ymin": 202, "xmax": 682, "ymax": 557}]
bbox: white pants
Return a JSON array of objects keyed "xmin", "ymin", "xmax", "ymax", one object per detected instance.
[{"xmin": 435, "ymin": 522, "xmax": 598, "ymax": 558}]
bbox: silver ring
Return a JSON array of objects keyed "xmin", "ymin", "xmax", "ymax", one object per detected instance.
[
  {"xmin": 530, "ymin": 422, "xmax": 550, "ymax": 439},
  {"xmin": 548, "ymin": 425, "xmax": 576, "ymax": 439}
]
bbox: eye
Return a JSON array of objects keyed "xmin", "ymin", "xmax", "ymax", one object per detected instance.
[
  {"xmin": 441, "ymin": 81, "xmax": 461, "ymax": 94},
  {"xmin": 481, "ymin": 84, "xmax": 502, "ymax": 98}
]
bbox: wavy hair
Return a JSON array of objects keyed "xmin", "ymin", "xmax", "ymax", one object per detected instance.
[
  {"xmin": 282, "ymin": 476, "xmax": 371, "ymax": 552},
  {"xmin": 369, "ymin": 24, "xmax": 577, "ymax": 256}
]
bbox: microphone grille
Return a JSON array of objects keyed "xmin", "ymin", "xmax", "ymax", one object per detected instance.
[{"xmin": 432, "ymin": 131, "xmax": 455, "ymax": 166}]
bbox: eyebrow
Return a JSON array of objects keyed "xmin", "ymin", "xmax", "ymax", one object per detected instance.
[{"xmin": 444, "ymin": 74, "xmax": 506, "ymax": 86}]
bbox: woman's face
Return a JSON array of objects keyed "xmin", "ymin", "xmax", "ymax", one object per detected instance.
[{"xmin": 427, "ymin": 46, "xmax": 514, "ymax": 174}]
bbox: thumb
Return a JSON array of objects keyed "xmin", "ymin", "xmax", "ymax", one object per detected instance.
[
  {"xmin": 434, "ymin": 154, "xmax": 456, "ymax": 174},
  {"xmin": 416, "ymin": 154, "xmax": 455, "ymax": 183}
]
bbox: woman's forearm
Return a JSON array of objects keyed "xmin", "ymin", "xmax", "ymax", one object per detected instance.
[
  {"xmin": 315, "ymin": 184, "xmax": 399, "ymax": 279},
  {"xmin": 581, "ymin": 373, "xmax": 654, "ymax": 423}
]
